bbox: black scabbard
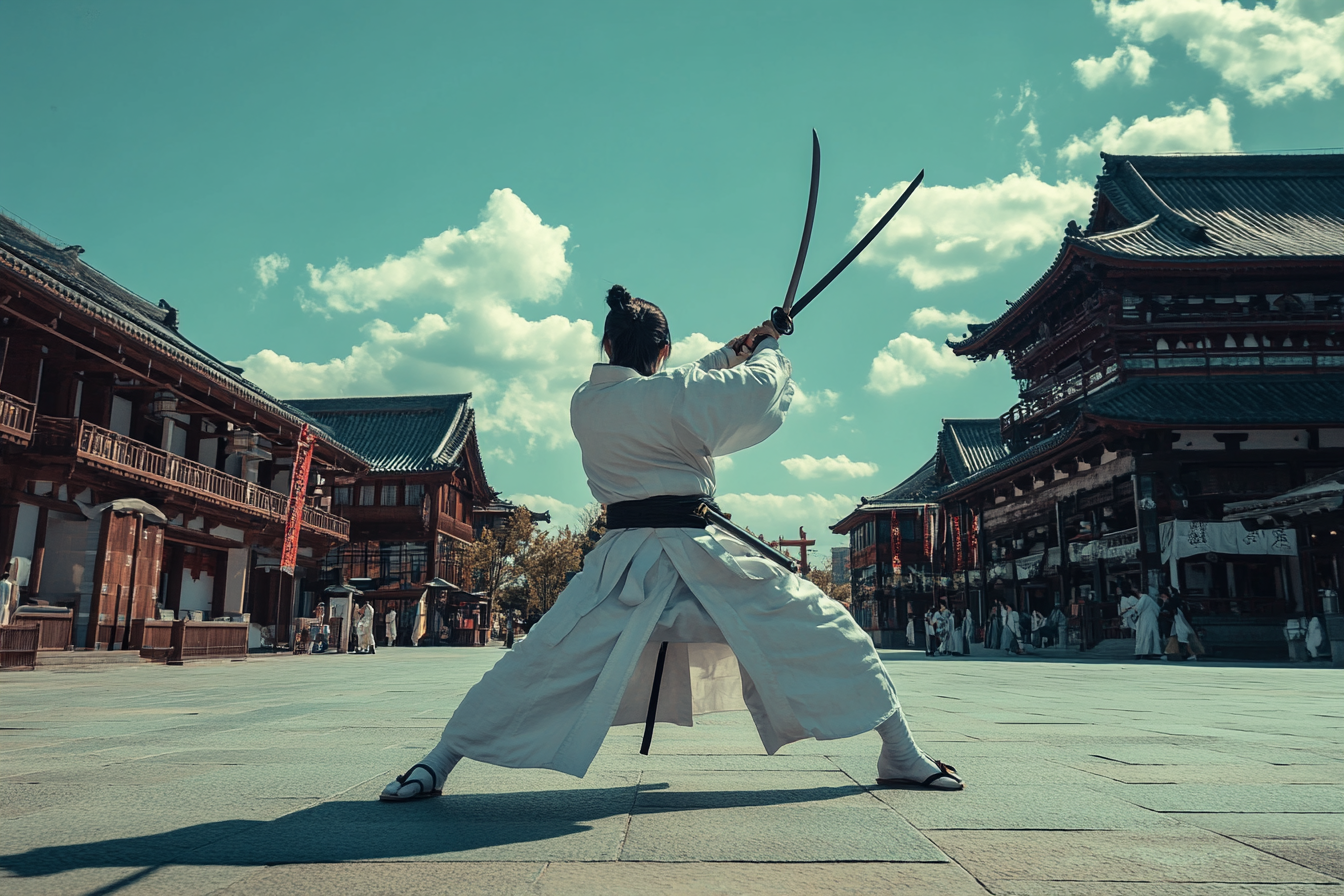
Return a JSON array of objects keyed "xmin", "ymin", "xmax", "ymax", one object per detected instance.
[{"xmin": 695, "ymin": 503, "xmax": 799, "ymax": 573}]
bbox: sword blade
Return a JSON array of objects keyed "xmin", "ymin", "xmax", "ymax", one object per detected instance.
[
  {"xmin": 782, "ymin": 130, "xmax": 821, "ymax": 317},
  {"xmin": 696, "ymin": 503, "xmax": 798, "ymax": 573},
  {"xmin": 789, "ymin": 169, "xmax": 924, "ymax": 320}
]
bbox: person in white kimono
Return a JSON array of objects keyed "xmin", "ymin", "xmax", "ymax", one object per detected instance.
[
  {"xmin": 945, "ymin": 608, "xmax": 964, "ymax": 656},
  {"xmin": 1306, "ymin": 616, "xmax": 1326, "ymax": 660},
  {"xmin": 1118, "ymin": 590, "xmax": 1139, "ymax": 633},
  {"xmin": 985, "ymin": 604, "xmax": 1001, "ymax": 651},
  {"xmin": 381, "ymin": 285, "xmax": 963, "ymax": 801},
  {"xmin": 999, "ymin": 600, "xmax": 1022, "ymax": 654},
  {"xmin": 356, "ymin": 602, "xmax": 377, "ymax": 655},
  {"xmin": 1132, "ymin": 590, "xmax": 1163, "ymax": 657},
  {"xmin": 385, "ymin": 606, "xmax": 398, "ymax": 648},
  {"xmin": 960, "ymin": 610, "xmax": 974, "ymax": 656}
]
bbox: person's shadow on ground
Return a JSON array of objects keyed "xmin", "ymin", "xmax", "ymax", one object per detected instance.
[{"xmin": 2, "ymin": 783, "xmax": 864, "ymax": 877}]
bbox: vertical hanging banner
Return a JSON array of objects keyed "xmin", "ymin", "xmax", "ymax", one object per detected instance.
[
  {"xmin": 969, "ymin": 513, "xmax": 980, "ymax": 566},
  {"xmin": 923, "ymin": 505, "xmax": 936, "ymax": 560},
  {"xmin": 890, "ymin": 512, "xmax": 902, "ymax": 577},
  {"xmin": 952, "ymin": 514, "xmax": 964, "ymax": 572},
  {"xmin": 280, "ymin": 424, "xmax": 317, "ymax": 576}
]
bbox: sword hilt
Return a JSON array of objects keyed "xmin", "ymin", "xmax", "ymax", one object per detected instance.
[{"xmin": 747, "ymin": 306, "xmax": 795, "ymax": 351}]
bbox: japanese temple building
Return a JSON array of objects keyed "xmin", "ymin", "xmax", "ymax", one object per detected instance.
[
  {"xmin": 287, "ymin": 395, "xmax": 498, "ymax": 646},
  {"xmin": 0, "ymin": 212, "xmax": 365, "ymax": 652},
  {"xmin": 838, "ymin": 152, "xmax": 1344, "ymax": 658}
]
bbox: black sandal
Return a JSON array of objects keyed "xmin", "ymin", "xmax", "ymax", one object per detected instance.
[
  {"xmin": 379, "ymin": 763, "xmax": 443, "ymax": 802},
  {"xmin": 876, "ymin": 759, "xmax": 964, "ymax": 790}
]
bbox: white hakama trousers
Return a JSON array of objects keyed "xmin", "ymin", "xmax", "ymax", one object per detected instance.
[{"xmin": 436, "ymin": 526, "xmax": 900, "ymax": 778}]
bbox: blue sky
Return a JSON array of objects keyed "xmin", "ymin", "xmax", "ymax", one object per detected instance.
[{"xmin": 6, "ymin": 1, "xmax": 1343, "ymax": 548}]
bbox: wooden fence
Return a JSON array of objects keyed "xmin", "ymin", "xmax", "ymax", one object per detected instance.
[
  {"xmin": 130, "ymin": 619, "xmax": 176, "ymax": 662},
  {"xmin": 11, "ymin": 609, "xmax": 73, "ymax": 650},
  {"xmin": 168, "ymin": 620, "xmax": 249, "ymax": 664},
  {"xmin": 0, "ymin": 624, "xmax": 39, "ymax": 670}
]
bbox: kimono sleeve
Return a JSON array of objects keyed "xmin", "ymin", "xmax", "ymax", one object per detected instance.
[
  {"xmin": 680, "ymin": 343, "xmax": 739, "ymax": 372},
  {"xmin": 672, "ymin": 337, "xmax": 795, "ymax": 456}
]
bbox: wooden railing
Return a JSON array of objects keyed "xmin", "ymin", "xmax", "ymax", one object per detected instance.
[
  {"xmin": 440, "ymin": 515, "xmax": 475, "ymax": 544},
  {"xmin": 36, "ymin": 418, "xmax": 349, "ymax": 540},
  {"xmin": 0, "ymin": 389, "xmax": 36, "ymax": 444},
  {"xmin": 168, "ymin": 620, "xmax": 248, "ymax": 664},
  {"xmin": 1001, "ymin": 363, "xmax": 1121, "ymax": 439}
]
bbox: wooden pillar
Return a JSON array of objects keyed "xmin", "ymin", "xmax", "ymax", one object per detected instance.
[
  {"xmin": 29, "ymin": 507, "xmax": 49, "ymax": 594},
  {"xmin": 163, "ymin": 544, "xmax": 185, "ymax": 617},
  {"xmin": 211, "ymin": 550, "xmax": 228, "ymax": 619}
]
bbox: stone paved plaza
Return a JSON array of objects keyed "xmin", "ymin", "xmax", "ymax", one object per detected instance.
[{"xmin": 1, "ymin": 647, "xmax": 1341, "ymax": 895}]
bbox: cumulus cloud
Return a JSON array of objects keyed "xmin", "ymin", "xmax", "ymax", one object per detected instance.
[
  {"xmin": 853, "ymin": 169, "xmax": 1092, "ymax": 289},
  {"xmin": 1057, "ymin": 98, "xmax": 1237, "ymax": 165},
  {"xmin": 866, "ymin": 333, "xmax": 975, "ymax": 395},
  {"xmin": 791, "ymin": 386, "xmax": 840, "ymax": 415},
  {"xmin": 667, "ymin": 332, "xmax": 723, "ymax": 368},
  {"xmin": 1095, "ymin": 0, "xmax": 1344, "ymax": 105},
  {"xmin": 254, "ymin": 253, "xmax": 290, "ymax": 288},
  {"xmin": 781, "ymin": 454, "xmax": 879, "ymax": 480},
  {"xmin": 303, "ymin": 188, "xmax": 571, "ymax": 314},
  {"xmin": 236, "ymin": 191, "xmax": 597, "ymax": 448},
  {"xmin": 715, "ymin": 492, "xmax": 858, "ymax": 544},
  {"xmin": 505, "ymin": 493, "xmax": 585, "ymax": 531},
  {"xmin": 909, "ymin": 307, "xmax": 983, "ymax": 331},
  {"xmin": 1074, "ymin": 43, "xmax": 1157, "ymax": 87}
]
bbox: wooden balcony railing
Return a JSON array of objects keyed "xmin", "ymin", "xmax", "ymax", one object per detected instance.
[
  {"xmin": 36, "ymin": 418, "xmax": 349, "ymax": 540},
  {"xmin": 1000, "ymin": 363, "xmax": 1121, "ymax": 440},
  {"xmin": 0, "ymin": 389, "xmax": 36, "ymax": 445}
]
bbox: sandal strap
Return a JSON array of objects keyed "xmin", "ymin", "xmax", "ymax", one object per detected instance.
[{"xmin": 395, "ymin": 763, "xmax": 439, "ymax": 792}]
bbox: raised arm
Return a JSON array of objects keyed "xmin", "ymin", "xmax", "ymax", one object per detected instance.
[{"xmin": 672, "ymin": 338, "xmax": 795, "ymax": 456}]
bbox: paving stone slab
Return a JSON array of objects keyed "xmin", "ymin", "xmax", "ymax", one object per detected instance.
[
  {"xmin": 1233, "ymin": 837, "xmax": 1344, "ymax": 881},
  {"xmin": 0, "ymin": 864, "xmax": 256, "ymax": 896},
  {"xmin": 621, "ymin": 804, "xmax": 948, "ymax": 862},
  {"xmin": 1174, "ymin": 812, "xmax": 1344, "ymax": 839},
  {"xmin": 533, "ymin": 860, "xmax": 988, "ymax": 895},
  {"xmin": 870, "ymin": 782, "xmax": 1180, "ymax": 831},
  {"xmin": 633, "ymin": 771, "xmax": 873, "ymax": 810},
  {"xmin": 981, "ymin": 881, "xmax": 1344, "ymax": 896},
  {"xmin": 1112, "ymin": 784, "xmax": 1344, "ymax": 814},
  {"xmin": 929, "ymin": 830, "xmax": 1338, "ymax": 884},
  {"xmin": 1066, "ymin": 761, "xmax": 1342, "ymax": 785},
  {"xmin": 212, "ymin": 862, "xmax": 545, "ymax": 895}
]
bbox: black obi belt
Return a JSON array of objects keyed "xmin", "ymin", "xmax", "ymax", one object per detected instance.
[{"xmin": 605, "ymin": 495, "xmax": 719, "ymax": 530}]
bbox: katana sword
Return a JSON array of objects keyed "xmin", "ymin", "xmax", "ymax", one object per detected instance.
[
  {"xmin": 695, "ymin": 501, "xmax": 798, "ymax": 573},
  {"xmin": 756, "ymin": 134, "xmax": 925, "ymax": 344}
]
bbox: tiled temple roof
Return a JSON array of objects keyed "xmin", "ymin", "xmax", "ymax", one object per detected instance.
[
  {"xmin": 287, "ymin": 395, "xmax": 476, "ymax": 474},
  {"xmin": 949, "ymin": 152, "xmax": 1344, "ymax": 355}
]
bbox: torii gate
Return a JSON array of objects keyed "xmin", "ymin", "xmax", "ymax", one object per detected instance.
[{"xmin": 778, "ymin": 527, "xmax": 816, "ymax": 575}]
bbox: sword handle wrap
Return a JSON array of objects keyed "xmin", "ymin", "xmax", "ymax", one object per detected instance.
[{"xmin": 770, "ymin": 306, "xmax": 795, "ymax": 337}]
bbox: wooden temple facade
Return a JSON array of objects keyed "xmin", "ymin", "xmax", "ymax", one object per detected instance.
[
  {"xmin": 839, "ymin": 153, "xmax": 1344, "ymax": 659},
  {"xmin": 288, "ymin": 395, "xmax": 497, "ymax": 646},
  {"xmin": 0, "ymin": 212, "xmax": 367, "ymax": 654}
]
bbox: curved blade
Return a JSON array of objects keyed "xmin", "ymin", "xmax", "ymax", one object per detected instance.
[
  {"xmin": 790, "ymin": 169, "xmax": 924, "ymax": 320},
  {"xmin": 782, "ymin": 130, "xmax": 821, "ymax": 316}
]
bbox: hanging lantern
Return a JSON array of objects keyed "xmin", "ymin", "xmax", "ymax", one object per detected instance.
[{"xmin": 149, "ymin": 390, "xmax": 178, "ymax": 418}]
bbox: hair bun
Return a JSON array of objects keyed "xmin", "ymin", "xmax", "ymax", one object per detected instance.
[{"xmin": 606, "ymin": 284, "xmax": 633, "ymax": 311}]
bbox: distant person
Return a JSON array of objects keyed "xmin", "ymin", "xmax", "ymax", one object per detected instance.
[
  {"xmin": 1118, "ymin": 589, "xmax": 1139, "ymax": 635},
  {"xmin": 1132, "ymin": 589, "xmax": 1163, "ymax": 658},
  {"xmin": 1000, "ymin": 600, "xmax": 1023, "ymax": 655},
  {"xmin": 1161, "ymin": 589, "xmax": 1203, "ymax": 662},
  {"xmin": 960, "ymin": 609, "xmax": 974, "ymax": 655},
  {"xmin": 385, "ymin": 606, "xmax": 398, "ymax": 648},
  {"xmin": 379, "ymin": 286, "xmax": 962, "ymax": 802},
  {"xmin": 0, "ymin": 565, "xmax": 14, "ymax": 627},
  {"xmin": 985, "ymin": 604, "xmax": 1001, "ymax": 651},
  {"xmin": 356, "ymin": 602, "xmax": 377, "ymax": 655}
]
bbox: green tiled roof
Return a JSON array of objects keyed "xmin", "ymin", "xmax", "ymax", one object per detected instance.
[
  {"xmin": 287, "ymin": 395, "xmax": 475, "ymax": 474},
  {"xmin": 1084, "ymin": 375, "xmax": 1344, "ymax": 425}
]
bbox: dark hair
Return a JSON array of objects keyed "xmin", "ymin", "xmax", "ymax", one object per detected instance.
[{"xmin": 603, "ymin": 284, "xmax": 669, "ymax": 376}]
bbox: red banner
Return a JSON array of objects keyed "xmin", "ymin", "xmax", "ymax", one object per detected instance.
[
  {"xmin": 969, "ymin": 513, "xmax": 979, "ymax": 566},
  {"xmin": 952, "ymin": 515, "xmax": 963, "ymax": 571},
  {"xmin": 280, "ymin": 424, "xmax": 316, "ymax": 576},
  {"xmin": 890, "ymin": 512, "xmax": 902, "ymax": 577},
  {"xmin": 923, "ymin": 505, "xmax": 935, "ymax": 560}
]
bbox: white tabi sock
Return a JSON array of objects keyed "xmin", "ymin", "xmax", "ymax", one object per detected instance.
[
  {"xmin": 875, "ymin": 708, "xmax": 943, "ymax": 782},
  {"xmin": 382, "ymin": 734, "xmax": 462, "ymax": 798}
]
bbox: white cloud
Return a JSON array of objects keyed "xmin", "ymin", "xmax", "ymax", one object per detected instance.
[
  {"xmin": 715, "ymin": 455, "xmax": 735, "ymax": 472},
  {"xmin": 667, "ymin": 332, "xmax": 723, "ymax": 368},
  {"xmin": 505, "ymin": 493, "xmax": 584, "ymax": 531},
  {"xmin": 853, "ymin": 169, "xmax": 1093, "ymax": 289},
  {"xmin": 1095, "ymin": 0, "xmax": 1344, "ymax": 105},
  {"xmin": 237, "ymin": 192, "xmax": 598, "ymax": 449},
  {"xmin": 1057, "ymin": 98, "xmax": 1237, "ymax": 165},
  {"xmin": 781, "ymin": 454, "xmax": 879, "ymax": 480},
  {"xmin": 254, "ymin": 253, "xmax": 290, "ymax": 288},
  {"xmin": 1074, "ymin": 43, "xmax": 1156, "ymax": 87},
  {"xmin": 715, "ymin": 492, "xmax": 858, "ymax": 545},
  {"xmin": 866, "ymin": 333, "xmax": 974, "ymax": 395},
  {"xmin": 303, "ymin": 188, "xmax": 572, "ymax": 314},
  {"xmin": 1021, "ymin": 116, "xmax": 1042, "ymax": 147},
  {"xmin": 791, "ymin": 386, "xmax": 840, "ymax": 415},
  {"xmin": 909, "ymin": 307, "xmax": 983, "ymax": 331}
]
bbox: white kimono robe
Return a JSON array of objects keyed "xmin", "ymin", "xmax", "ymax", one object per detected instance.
[
  {"xmin": 438, "ymin": 338, "xmax": 899, "ymax": 777},
  {"xmin": 1132, "ymin": 593, "xmax": 1162, "ymax": 655},
  {"xmin": 1000, "ymin": 608, "xmax": 1022, "ymax": 650},
  {"xmin": 1118, "ymin": 594, "xmax": 1139, "ymax": 630},
  {"xmin": 961, "ymin": 613, "xmax": 974, "ymax": 653},
  {"xmin": 385, "ymin": 609, "xmax": 398, "ymax": 645},
  {"xmin": 356, "ymin": 604, "xmax": 376, "ymax": 651},
  {"xmin": 944, "ymin": 613, "xmax": 963, "ymax": 655}
]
